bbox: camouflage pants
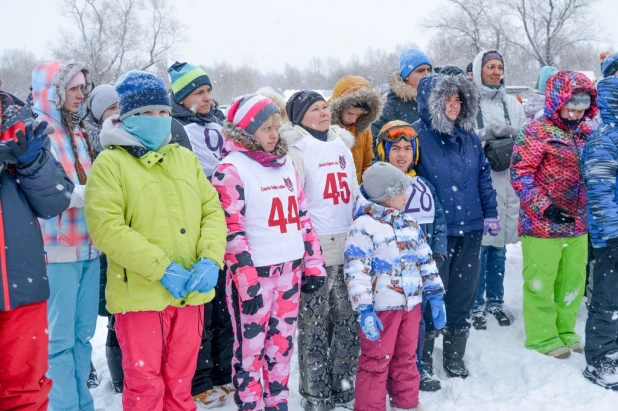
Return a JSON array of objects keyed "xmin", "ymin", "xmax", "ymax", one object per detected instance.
[{"xmin": 298, "ymin": 264, "xmax": 360, "ymax": 410}]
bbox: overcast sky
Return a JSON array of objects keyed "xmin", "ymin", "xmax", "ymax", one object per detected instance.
[{"xmin": 1, "ymin": 0, "xmax": 617, "ymax": 72}]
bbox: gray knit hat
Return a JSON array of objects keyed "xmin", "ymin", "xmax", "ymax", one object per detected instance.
[
  {"xmin": 88, "ymin": 84, "xmax": 119, "ymax": 122},
  {"xmin": 565, "ymin": 92, "xmax": 592, "ymax": 110},
  {"xmin": 362, "ymin": 162, "xmax": 410, "ymax": 203}
]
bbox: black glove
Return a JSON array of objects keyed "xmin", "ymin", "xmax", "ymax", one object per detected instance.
[
  {"xmin": 543, "ymin": 204, "xmax": 575, "ymax": 224},
  {"xmin": 432, "ymin": 253, "xmax": 446, "ymax": 269},
  {"xmin": 301, "ymin": 276, "xmax": 325, "ymax": 294},
  {"xmin": 241, "ymin": 294, "xmax": 264, "ymax": 316}
]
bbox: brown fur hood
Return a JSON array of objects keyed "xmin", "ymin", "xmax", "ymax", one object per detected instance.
[
  {"xmin": 328, "ymin": 75, "xmax": 383, "ymax": 133},
  {"xmin": 389, "ymin": 71, "xmax": 417, "ymax": 103}
]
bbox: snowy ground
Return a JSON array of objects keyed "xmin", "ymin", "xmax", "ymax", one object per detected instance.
[{"xmin": 91, "ymin": 243, "xmax": 618, "ymax": 410}]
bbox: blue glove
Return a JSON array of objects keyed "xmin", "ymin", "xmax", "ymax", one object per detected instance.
[
  {"xmin": 427, "ymin": 293, "xmax": 446, "ymax": 329},
  {"xmin": 186, "ymin": 258, "xmax": 219, "ymax": 293},
  {"xmin": 160, "ymin": 262, "xmax": 192, "ymax": 299},
  {"xmin": 358, "ymin": 305, "xmax": 384, "ymax": 341},
  {"xmin": 12, "ymin": 121, "xmax": 50, "ymax": 164}
]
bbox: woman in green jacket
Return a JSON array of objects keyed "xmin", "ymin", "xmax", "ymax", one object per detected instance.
[{"xmin": 85, "ymin": 70, "xmax": 226, "ymax": 411}]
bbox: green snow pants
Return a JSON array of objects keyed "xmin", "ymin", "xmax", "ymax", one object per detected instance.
[{"xmin": 521, "ymin": 235, "xmax": 587, "ymax": 354}]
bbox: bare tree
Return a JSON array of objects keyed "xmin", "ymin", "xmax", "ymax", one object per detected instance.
[
  {"xmin": 0, "ymin": 49, "xmax": 41, "ymax": 100},
  {"xmin": 496, "ymin": 0, "xmax": 599, "ymax": 67},
  {"xmin": 424, "ymin": 0, "xmax": 505, "ymax": 53},
  {"xmin": 54, "ymin": 0, "xmax": 184, "ymax": 84}
]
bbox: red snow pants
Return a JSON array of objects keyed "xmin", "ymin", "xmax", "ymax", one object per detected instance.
[
  {"xmin": 354, "ymin": 305, "xmax": 421, "ymax": 411},
  {"xmin": 115, "ymin": 305, "xmax": 203, "ymax": 411},
  {"xmin": 0, "ymin": 301, "xmax": 52, "ymax": 411}
]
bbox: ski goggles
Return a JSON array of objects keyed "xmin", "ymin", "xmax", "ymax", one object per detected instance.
[{"xmin": 377, "ymin": 120, "xmax": 418, "ymax": 143}]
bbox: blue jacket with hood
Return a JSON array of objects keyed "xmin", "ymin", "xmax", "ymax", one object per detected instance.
[{"xmin": 414, "ymin": 74, "xmax": 498, "ymax": 236}]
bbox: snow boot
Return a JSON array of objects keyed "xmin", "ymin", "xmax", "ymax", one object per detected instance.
[
  {"xmin": 301, "ymin": 397, "xmax": 335, "ymax": 411},
  {"xmin": 87, "ymin": 361, "xmax": 100, "ymax": 389},
  {"xmin": 471, "ymin": 311, "xmax": 487, "ymax": 330},
  {"xmin": 583, "ymin": 357, "xmax": 618, "ymax": 390},
  {"xmin": 443, "ymin": 327, "xmax": 470, "ymax": 379},
  {"xmin": 569, "ymin": 342, "xmax": 584, "ymax": 354},
  {"xmin": 194, "ymin": 388, "xmax": 226, "ymax": 408},
  {"xmin": 546, "ymin": 346, "xmax": 571, "ymax": 359},
  {"xmin": 265, "ymin": 402, "xmax": 289, "ymax": 411},
  {"xmin": 336, "ymin": 399, "xmax": 354, "ymax": 409},
  {"xmin": 106, "ymin": 344, "xmax": 124, "ymax": 394},
  {"xmin": 420, "ymin": 333, "xmax": 441, "ymax": 391},
  {"xmin": 487, "ymin": 307, "xmax": 511, "ymax": 326},
  {"xmin": 217, "ymin": 383, "xmax": 234, "ymax": 395}
]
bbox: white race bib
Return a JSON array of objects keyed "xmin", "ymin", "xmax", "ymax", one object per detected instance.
[
  {"xmin": 404, "ymin": 177, "xmax": 435, "ymax": 224},
  {"xmin": 184, "ymin": 122, "xmax": 224, "ymax": 178}
]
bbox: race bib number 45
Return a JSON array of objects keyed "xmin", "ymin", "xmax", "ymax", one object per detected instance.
[{"xmin": 323, "ymin": 172, "xmax": 350, "ymax": 205}]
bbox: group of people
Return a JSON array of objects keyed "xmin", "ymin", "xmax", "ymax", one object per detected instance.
[{"xmin": 2, "ymin": 45, "xmax": 618, "ymax": 411}]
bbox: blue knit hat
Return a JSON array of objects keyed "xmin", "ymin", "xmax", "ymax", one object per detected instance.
[
  {"xmin": 115, "ymin": 71, "xmax": 171, "ymax": 120},
  {"xmin": 601, "ymin": 53, "xmax": 618, "ymax": 78},
  {"xmin": 168, "ymin": 61, "xmax": 212, "ymax": 104},
  {"xmin": 399, "ymin": 48, "xmax": 432, "ymax": 81},
  {"xmin": 538, "ymin": 66, "xmax": 559, "ymax": 94}
]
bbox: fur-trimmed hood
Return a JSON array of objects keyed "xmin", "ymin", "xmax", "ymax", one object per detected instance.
[
  {"xmin": 417, "ymin": 74, "xmax": 479, "ymax": 135},
  {"xmin": 388, "ymin": 71, "xmax": 417, "ymax": 103},
  {"xmin": 328, "ymin": 75, "xmax": 383, "ymax": 133},
  {"xmin": 32, "ymin": 60, "xmax": 92, "ymax": 123},
  {"xmin": 255, "ymin": 87, "xmax": 289, "ymax": 123},
  {"xmin": 278, "ymin": 122, "xmax": 355, "ymax": 149},
  {"xmin": 221, "ymin": 120, "xmax": 288, "ymax": 157}
]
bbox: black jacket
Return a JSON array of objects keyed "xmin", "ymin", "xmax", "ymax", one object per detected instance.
[{"xmin": 170, "ymin": 94, "xmax": 222, "ymax": 151}]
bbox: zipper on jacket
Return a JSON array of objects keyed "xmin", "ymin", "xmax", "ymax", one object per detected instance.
[{"xmin": 0, "ymin": 201, "xmax": 11, "ymax": 311}]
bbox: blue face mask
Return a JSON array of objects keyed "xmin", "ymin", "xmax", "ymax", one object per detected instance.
[{"xmin": 121, "ymin": 115, "xmax": 172, "ymax": 151}]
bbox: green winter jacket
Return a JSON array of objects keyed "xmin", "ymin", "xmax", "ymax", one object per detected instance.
[{"xmin": 85, "ymin": 116, "xmax": 226, "ymax": 314}]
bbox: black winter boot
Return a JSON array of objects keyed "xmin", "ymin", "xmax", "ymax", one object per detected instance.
[
  {"xmin": 420, "ymin": 331, "xmax": 441, "ymax": 391},
  {"xmin": 106, "ymin": 344, "xmax": 124, "ymax": 393},
  {"xmin": 443, "ymin": 327, "xmax": 470, "ymax": 379}
]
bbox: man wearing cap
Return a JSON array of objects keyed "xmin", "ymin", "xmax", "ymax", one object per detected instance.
[{"xmin": 371, "ymin": 48, "xmax": 432, "ymax": 143}]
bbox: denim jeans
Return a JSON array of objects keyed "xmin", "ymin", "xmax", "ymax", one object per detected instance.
[{"xmin": 473, "ymin": 245, "xmax": 506, "ymax": 312}]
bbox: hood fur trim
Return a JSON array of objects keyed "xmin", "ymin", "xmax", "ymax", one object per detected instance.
[
  {"xmin": 279, "ymin": 123, "xmax": 355, "ymax": 149},
  {"xmin": 55, "ymin": 61, "xmax": 92, "ymax": 109},
  {"xmin": 222, "ymin": 120, "xmax": 288, "ymax": 157},
  {"xmin": 389, "ymin": 71, "xmax": 417, "ymax": 102},
  {"xmin": 428, "ymin": 74, "xmax": 479, "ymax": 135},
  {"xmin": 329, "ymin": 87, "xmax": 383, "ymax": 133},
  {"xmin": 256, "ymin": 87, "xmax": 289, "ymax": 123}
]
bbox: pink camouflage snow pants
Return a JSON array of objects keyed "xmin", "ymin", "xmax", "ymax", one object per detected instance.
[{"xmin": 227, "ymin": 258, "xmax": 302, "ymax": 410}]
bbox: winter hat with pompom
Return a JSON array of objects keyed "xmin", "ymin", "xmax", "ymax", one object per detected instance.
[
  {"xmin": 115, "ymin": 70, "xmax": 171, "ymax": 120},
  {"xmin": 399, "ymin": 48, "xmax": 432, "ymax": 81},
  {"xmin": 168, "ymin": 61, "xmax": 212, "ymax": 104},
  {"xmin": 362, "ymin": 162, "xmax": 410, "ymax": 203},
  {"xmin": 227, "ymin": 94, "xmax": 280, "ymax": 135}
]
